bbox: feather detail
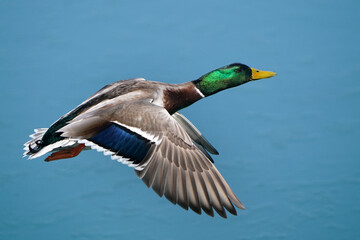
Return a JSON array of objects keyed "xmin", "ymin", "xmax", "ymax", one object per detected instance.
[
  {"xmin": 130, "ymin": 101, "xmax": 243, "ymax": 217},
  {"xmin": 172, "ymin": 112, "xmax": 218, "ymax": 155}
]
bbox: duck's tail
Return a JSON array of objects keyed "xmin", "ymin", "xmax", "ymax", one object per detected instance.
[
  {"xmin": 23, "ymin": 128, "xmax": 48, "ymax": 159},
  {"xmin": 24, "ymin": 128, "xmax": 81, "ymax": 160}
]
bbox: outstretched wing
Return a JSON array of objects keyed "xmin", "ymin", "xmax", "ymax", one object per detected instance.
[{"xmin": 58, "ymin": 100, "xmax": 244, "ymax": 218}]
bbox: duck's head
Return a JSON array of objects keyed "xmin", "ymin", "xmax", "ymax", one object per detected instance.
[{"xmin": 193, "ymin": 63, "xmax": 276, "ymax": 97}]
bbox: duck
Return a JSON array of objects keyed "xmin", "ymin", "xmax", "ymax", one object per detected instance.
[{"xmin": 23, "ymin": 63, "xmax": 276, "ymax": 218}]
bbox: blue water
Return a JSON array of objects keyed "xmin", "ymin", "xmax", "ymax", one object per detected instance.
[{"xmin": 1, "ymin": 0, "xmax": 360, "ymax": 239}]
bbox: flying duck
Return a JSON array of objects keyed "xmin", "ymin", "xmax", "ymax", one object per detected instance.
[{"xmin": 23, "ymin": 63, "xmax": 276, "ymax": 218}]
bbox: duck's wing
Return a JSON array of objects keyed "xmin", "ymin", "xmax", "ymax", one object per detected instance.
[
  {"xmin": 172, "ymin": 112, "xmax": 219, "ymax": 159},
  {"xmin": 58, "ymin": 100, "xmax": 244, "ymax": 218}
]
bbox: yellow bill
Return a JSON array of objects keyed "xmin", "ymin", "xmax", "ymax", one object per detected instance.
[{"xmin": 251, "ymin": 68, "xmax": 277, "ymax": 80}]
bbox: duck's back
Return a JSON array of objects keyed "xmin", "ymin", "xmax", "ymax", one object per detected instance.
[{"xmin": 37, "ymin": 78, "xmax": 161, "ymax": 150}]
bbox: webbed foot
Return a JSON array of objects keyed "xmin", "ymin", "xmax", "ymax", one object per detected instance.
[{"xmin": 45, "ymin": 144, "xmax": 85, "ymax": 162}]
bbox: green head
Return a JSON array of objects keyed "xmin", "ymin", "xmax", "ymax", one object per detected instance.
[{"xmin": 193, "ymin": 63, "xmax": 276, "ymax": 97}]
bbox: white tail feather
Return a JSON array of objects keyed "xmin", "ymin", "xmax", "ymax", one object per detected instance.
[{"xmin": 23, "ymin": 128, "xmax": 48, "ymax": 158}]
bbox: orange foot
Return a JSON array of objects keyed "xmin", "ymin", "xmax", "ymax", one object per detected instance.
[{"xmin": 45, "ymin": 144, "xmax": 86, "ymax": 162}]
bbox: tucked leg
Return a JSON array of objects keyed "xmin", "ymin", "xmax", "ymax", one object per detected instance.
[{"xmin": 45, "ymin": 144, "xmax": 86, "ymax": 162}]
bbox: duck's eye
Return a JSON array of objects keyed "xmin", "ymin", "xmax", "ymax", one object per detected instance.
[{"xmin": 235, "ymin": 68, "xmax": 243, "ymax": 73}]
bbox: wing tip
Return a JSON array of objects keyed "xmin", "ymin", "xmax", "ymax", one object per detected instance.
[{"xmin": 233, "ymin": 199, "xmax": 246, "ymax": 210}]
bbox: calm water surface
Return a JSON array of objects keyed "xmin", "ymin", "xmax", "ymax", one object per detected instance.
[{"xmin": 1, "ymin": 0, "xmax": 359, "ymax": 239}]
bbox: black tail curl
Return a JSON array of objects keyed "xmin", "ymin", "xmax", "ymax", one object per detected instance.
[{"xmin": 28, "ymin": 140, "xmax": 43, "ymax": 154}]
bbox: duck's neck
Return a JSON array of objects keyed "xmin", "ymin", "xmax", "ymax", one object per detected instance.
[{"xmin": 163, "ymin": 82, "xmax": 204, "ymax": 114}]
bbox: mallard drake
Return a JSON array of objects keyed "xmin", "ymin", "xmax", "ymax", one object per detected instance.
[{"xmin": 23, "ymin": 63, "xmax": 276, "ymax": 218}]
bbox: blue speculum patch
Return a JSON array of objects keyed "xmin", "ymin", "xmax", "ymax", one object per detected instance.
[{"xmin": 89, "ymin": 123, "xmax": 151, "ymax": 164}]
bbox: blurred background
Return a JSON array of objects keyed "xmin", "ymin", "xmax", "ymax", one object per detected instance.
[{"xmin": 1, "ymin": 0, "xmax": 359, "ymax": 239}]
